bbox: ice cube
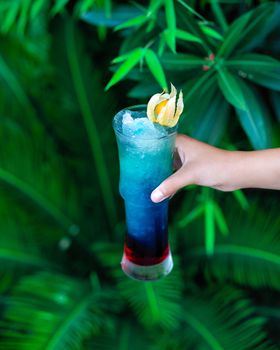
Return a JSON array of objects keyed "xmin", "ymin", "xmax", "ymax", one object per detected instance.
[
  {"xmin": 114, "ymin": 109, "xmax": 167, "ymax": 138},
  {"xmin": 122, "ymin": 111, "xmax": 133, "ymax": 125}
]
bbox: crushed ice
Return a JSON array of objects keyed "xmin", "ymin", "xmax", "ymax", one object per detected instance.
[{"xmin": 118, "ymin": 110, "xmax": 167, "ymax": 138}]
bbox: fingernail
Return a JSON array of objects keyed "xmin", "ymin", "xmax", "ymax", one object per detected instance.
[{"xmin": 151, "ymin": 189, "xmax": 164, "ymax": 203}]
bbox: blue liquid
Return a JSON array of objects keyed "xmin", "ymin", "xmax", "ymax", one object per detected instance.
[{"xmin": 114, "ymin": 116, "xmax": 176, "ymax": 266}]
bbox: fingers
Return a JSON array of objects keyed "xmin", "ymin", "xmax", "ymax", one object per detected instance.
[{"xmin": 151, "ymin": 165, "xmax": 191, "ymax": 203}]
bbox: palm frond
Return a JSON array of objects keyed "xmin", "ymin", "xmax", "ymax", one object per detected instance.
[
  {"xmin": 0, "ymin": 272, "xmax": 116, "ymax": 350},
  {"xmin": 182, "ymin": 198, "xmax": 280, "ymax": 290},
  {"xmin": 152, "ymin": 287, "xmax": 276, "ymax": 350},
  {"xmin": 117, "ymin": 258, "xmax": 184, "ymax": 330},
  {"xmin": 0, "ymin": 117, "xmax": 79, "ymax": 234},
  {"xmin": 84, "ymin": 322, "xmax": 151, "ymax": 350}
]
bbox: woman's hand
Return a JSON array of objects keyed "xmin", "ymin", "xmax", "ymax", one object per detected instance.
[{"xmin": 151, "ymin": 134, "xmax": 280, "ymax": 203}]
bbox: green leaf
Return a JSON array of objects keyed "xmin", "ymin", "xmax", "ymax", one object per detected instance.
[
  {"xmin": 234, "ymin": 3, "xmax": 276, "ymax": 52},
  {"xmin": 114, "ymin": 14, "xmax": 146, "ymax": 31},
  {"xmin": 0, "ymin": 54, "xmax": 36, "ymax": 119},
  {"xmin": 232, "ymin": 190, "xmax": 249, "ymax": 210},
  {"xmin": 117, "ymin": 267, "xmax": 184, "ymax": 330},
  {"xmin": 183, "ymin": 70, "xmax": 215, "ymax": 105},
  {"xmin": 145, "ymin": 49, "xmax": 167, "ymax": 89},
  {"xmin": 161, "ymin": 53, "xmax": 205, "ymax": 71},
  {"xmin": 164, "ymin": 0, "xmax": 176, "ymax": 53},
  {"xmin": 176, "ymin": 0, "xmax": 210, "ymax": 24},
  {"xmin": 182, "ymin": 76, "xmax": 230, "ymax": 146},
  {"xmin": 226, "ymin": 53, "xmax": 280, "ymax": 70},
  {"xmin": 62, "ymin": 18, "xmax": 118, "ymax": 229},
  {"xmin": 235, "ymin": 79, "xmax": 271, "ymax": 149},
  {"xmin": 176, "ymin": 3, "xmax": 212, "ymax": 54},
  {"xmin": 0, "ymin": 118, "xmax": 78, "ymax": 232},
  {"xmin": 214, "ymin": 203, "xmax": 229, "ymax": 236},
  {"xmin": 111, "ymin": 50, "xmax": 134, "ymax": 64},
  {"xmin": 0, "ymin": 272, "xmax": 116, "ymax": 350},
  {"xmin": 178, "ymin": 204, "xmax": 204, "ymax": 228},
  {"xmin": 85, "ymin": 322, "xmax": 151, "ymax": 350},
  {"xmin": 105, "ymin": 48, "xmax": 143, "ymax": 90},
  {"xmin": 51, "ymin": 0, "xmax": 70, "ymax": 16},
  {"xmin": 81, "ymin": 5, "xmax": 142, "ymax": 28},
  {"xmin": 188, "ymin": 200, "xmax": 280, "ymax": 290},
  {"xmin": 226, "ymin": 54, "xmax": 280, "ymax": 91},
  {"xmin": 218, "ymin": 68, "xmax": 246, "ymax": 110},
  {"xmin": 217, "ymin": 11, "xmax": 250, "ymax": 58},
  {"xmin": 199, "ymin": 23, "xmax": 223, "ymax": 41},
  {"xmin": 149, "ymin": 0, "xmax": 163, "ymax": 13},
  {"xmin": 209, "ymin": 0, "xmax": 228, "ymax": 32},
  {"xmin": 1, "ymin": 1, "xmax": 20, "ymax": 33},
  {"xmin": 217, "ymin": 3, "xmax": 276, "ymax": 58},
  {"xmin": 175, "ymin": 28, "xmax": 202, "ymax": 43},
  {"xmin": 0, "ymin": 201, "xmax": 55, "ymax": 270},
  {"xmin": 205, "ymin": 200, "xmax": 215, "ymax": 255},
  {"xmin": 154, "ymin": 288, "xmax": 274, "ymax": 350}
]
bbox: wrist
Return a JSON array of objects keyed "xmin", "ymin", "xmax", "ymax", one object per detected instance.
[{"xmin": 214, "ymin": 150, "xmax": 248, "ymax": 191}]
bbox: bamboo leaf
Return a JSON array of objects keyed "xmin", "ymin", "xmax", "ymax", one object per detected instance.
[
  {"xmin": 234, "ymin": 3, "xmax": 276, "ymax": 52},
  {"xmin": 178, "ymin": 204, "xmax": 204, "ymax": 228},
  {"xmin": 182, "ymin": 77, "xmax": 230, "ymax": 146},
  {"xmin": 225, "ymin": 54, "xmax": 280, "ymax": 91},
  {"xmin": 184, "ymin": 70, "xmax": 215, "ymax": 104},
  {"xmin": 234, "ymin": 79, "xmax": 271, "ymax": 149},
  {"xmin": 175, "ymin": 28, "xmax": 202, "ymax": 43},
  {"xmin": 217, "ymin": 11, "xmax": 250, "ymax": 58},
  {"xmin": 176, "ymin": 2, "xmax": 212, "ymax": 54},
  {"xmin": 217, "ymin": 3, "xmax": 275, "ymax": 57},
  {"xmin": 199, "ymin": 24, "xmax": 223, "ymax": 41},
  {"xmin": 164, "ymin": 0, "xmax": 176, "ymax": 53},
  {"xmin": 111, "ymin": 50, "xmax": 134, "ymax": 64},
  {"xmin": 218, "ymin": 68, "xmax": 246, "ymax": 110},
  {"xmin": 161, "ymin": 53, "xmax": 205, "ymax": 71},
  {"xmin": 51, "ymin": 0, "xmax": 71, "ymax": 16},
  {"xmin": 214, "ymin": 203, "xmax": 229, "ymax": 236},
  {"xmin": 114, "ymin": 15, "xmax": 146, "ymax": 31},
  {"xmin": 105, "ymin": 48, "xmax": 143, "ymax": 90},
  {"xmin": 81, "ymin": 5, "xmax": 142, "ymax": 27},
  {"xmin": 205, "ymin": 200, "xmax": 215, "ymax": 255},
  {"xmin": 232, "ymin": 190, "xmax": 249, "ymax": 210},
  {"xmin": 210, "ymin": 0, "xmax": 228, "ymax": 32},
  {"xmin": 145, "ymin": 49, "xmax": 167, "ymax": 89},
  {"xmin": 193, "ymin": 91, "xmax": 229, "ymax": 145},
  {"xmin": 149, "ymin": 0, "xmax": 163, "ymax": 13},
  {"xmin": 188, "ymin": 200, "xmax": 280, "ymax": 290}
]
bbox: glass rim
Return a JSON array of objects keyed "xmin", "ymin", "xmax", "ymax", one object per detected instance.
[{"xmin": 112, "ymin": 104, "xmax": 177, "ymax": 141}]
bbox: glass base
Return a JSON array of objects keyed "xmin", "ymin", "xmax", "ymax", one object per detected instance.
[{"xmin": 121, "ymin": 252, "xmax": 173, "ymax": 281}]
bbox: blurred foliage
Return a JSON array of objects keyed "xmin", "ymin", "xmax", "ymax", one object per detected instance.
[{"xmin": 0, "ymin": 0, "xmax": 279, "ymax": 349}]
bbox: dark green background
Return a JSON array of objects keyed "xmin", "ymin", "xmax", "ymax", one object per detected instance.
[{"xmin": 0, "ymin": 1, "xmax": 279, "ymax": 349}]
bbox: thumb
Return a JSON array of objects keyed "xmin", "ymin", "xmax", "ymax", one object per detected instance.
[{"xmin": 151, "ymin": 166, "xmax": 190, "ymax": 203}]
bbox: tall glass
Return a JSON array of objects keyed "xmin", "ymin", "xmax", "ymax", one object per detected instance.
[{"xmin": 113, "ymin": 105, "xmax": 176, "ymax": 281}]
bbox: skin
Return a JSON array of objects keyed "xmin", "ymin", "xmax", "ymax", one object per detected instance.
[{"xmin": 150, "ymin": 134, "xmax": 280, "ymax": 203}]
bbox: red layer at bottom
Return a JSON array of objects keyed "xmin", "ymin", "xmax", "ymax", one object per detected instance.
[{"xmin": 124, "ymin": 243, "xmax": 170, "ymax": 266}]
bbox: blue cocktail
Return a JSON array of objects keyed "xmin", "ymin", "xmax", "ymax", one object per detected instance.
[{"xmin": 113, "ymin": 105, "xmax": 176, "ymax": 280}]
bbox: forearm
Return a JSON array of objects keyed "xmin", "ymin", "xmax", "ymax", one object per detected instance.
[{"xmin": 225, "ymin": 148, "xmax": 280, "ymax": 191}]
